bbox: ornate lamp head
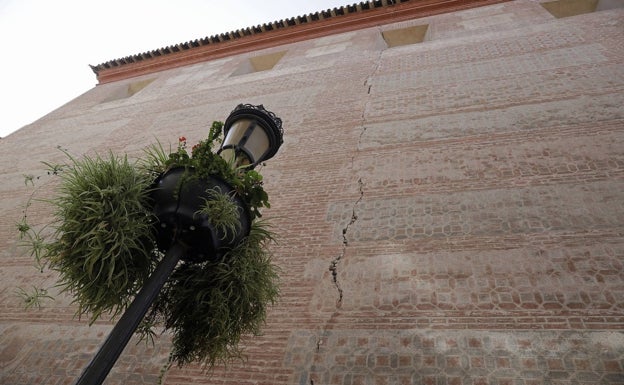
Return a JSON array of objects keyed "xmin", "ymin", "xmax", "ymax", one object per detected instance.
[{"xmin": 218, "ymin": 104, "xmax": 284, "ymax": 168}]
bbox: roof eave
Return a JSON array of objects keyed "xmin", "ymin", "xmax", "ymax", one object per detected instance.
[{"xmin": 91, "ymin": 0, "xmax": 511, "ymax": 84}]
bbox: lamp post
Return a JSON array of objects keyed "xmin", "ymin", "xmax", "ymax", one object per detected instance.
[
  {"xmin": 219, "ymin": 103, "xmax": 284, "ymax": 168},
  {"xmin": 74, "ymin": 104, "xmax": 283, "ymax": 385}
]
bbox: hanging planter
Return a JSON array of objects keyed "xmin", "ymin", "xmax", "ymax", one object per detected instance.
[
  {"xmin": 151, "ymin": 166, "xmax": 251, "ymax": 263},
  {"xmin": 18, "ymin": 107, "xmax": 284, "ymax": 374}
]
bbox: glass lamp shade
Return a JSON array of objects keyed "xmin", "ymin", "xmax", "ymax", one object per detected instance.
[{"xmin": 219, "ymin": 104, "xmax": 283, "ymax": 168}]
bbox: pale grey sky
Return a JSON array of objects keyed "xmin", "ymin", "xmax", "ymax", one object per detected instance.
[{"xmin": 0, "ymin": 0, "xmax": 348, "ymax": 137}]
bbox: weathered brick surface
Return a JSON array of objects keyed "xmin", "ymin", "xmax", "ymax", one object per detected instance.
[
  {"xmin": 285, "ymin": 330, "xmax": 624, "ymax": 385},
  {"xmin": 1, "ymin": 1, "xmax": 623, "ymax": 384},
  {"xmin": 0, "ymin": 323, "xmax": 171, "ymax": 385}
]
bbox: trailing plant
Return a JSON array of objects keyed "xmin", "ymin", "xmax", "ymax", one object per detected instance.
[
  {"xmin": 18, "ymin": 120, "xmax": 280, "ymax": 373},
  {"xmin": 146, "ymin": 221, "xmax": 279, "ymax": 369},
  {"xmin": 197, "ymin": 187, "xmax": 241, "ymax": 240},
  {"xmin": 44, "ymin": 151, "xmax": 156, "ymax": 323},
  {"xmin": 15, "ymin": 286, "xmax": 54, "ymax": 309}
]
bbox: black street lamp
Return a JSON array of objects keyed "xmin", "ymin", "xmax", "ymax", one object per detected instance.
[
  {"xmin": 219, "ymin": 104, "xmax": 284, "ymax": 168},
  {"xmin": 74, "ymin": 104, "xmax": 283, "ymax": 385}
]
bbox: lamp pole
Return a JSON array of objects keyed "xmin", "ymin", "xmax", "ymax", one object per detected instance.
[
  {"xmin": 75, "ymin": 243, "xmax": 185, "ymax": 385},
  {"xmin": 72, "ymin": 104, "xmax": 283, "ymax": 385}
]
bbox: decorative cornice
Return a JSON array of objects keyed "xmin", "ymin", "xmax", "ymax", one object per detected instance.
[{"xmin": 91, "ymin": 0, "xmax": 511, "ymax": 84}]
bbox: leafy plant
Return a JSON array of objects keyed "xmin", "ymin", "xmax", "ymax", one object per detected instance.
[
  {"xmin": 141, "ymin": 139, "xmax": 172, "ymax": 178},
  {"xmin": 147, "ymin": 221, "xmax": 279, "ymax": 369},
  {"xmin": 15, "ymin": 286, "xmax": 54, "ymax": 309},
  {"xmin": 27, "ymin": 230, "xmax": 48, "ymax": 272},
  {"xmin": 196, "ymin": 187, "xmax": 241, "ymax": 240},
  {"xmin": 239, "ymin": 170, "xmax": 270, "ymax": 219},
  {"xmin": 19, "ymin": 120, "xmax": 280, "ymax": 373},
  {"xmin": 16, "ymin": 218, "xmax": 30, "ymax": 238},
  {"xmin": 42, "ymin": 151, "xmax": 156, "ymax": 323},
  {"xmin": 149, "ymin": 121, "xmax": 271, "ymax": 221}
]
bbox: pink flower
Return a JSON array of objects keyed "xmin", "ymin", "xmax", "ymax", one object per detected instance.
[{"xmin": 179, "ymin": 136, "xmax": 187, "ymax": 142}]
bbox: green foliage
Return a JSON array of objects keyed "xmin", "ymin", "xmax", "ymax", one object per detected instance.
[
  {"xmin": 15, "ymin": 286, "xmax": 54, "ymax": 309},
  {"xmin": 239, "ymin": 170, "xmax": 270, "ymax": 219},
  {"xmin": 17, "ymin": 187, "xmax": 48, "ymax": 272},
  {"xmin": 151, "ymin": 221, "xmax": 279, "ymax": 369},
  {"xmin": 41, "ymin": 161, "xmax": 63, "ymax": 175},
  {"xmin": 137, "ymin": 123, "xmax": 279, "ymax": 368},
  {"xmin": 197, "ymin": 187, "xmax": 241, "ymax": 240},
  {"xmin": 16, "ymin": 218, "xmax": 30, "ymax": 238},
  {"xmin": 140, "ymin": 139, "xmax": 171, "ymax": 178},
  {"xmin": 26, "ymin": 230, "xmax": 47, "ymax": 272},
  {"xmin": 161, "ymin": 121, "xmax": 270, "ymax": 220},
  {"xmin": 44, "ymin": 152, "xmax": 156, "ymax": 323},
  {"xmin": 23, "ymin": 174, "xmax": 35, "ymax": 186},
  {"xmin": 18, "ymin": 120, "xmax": 280, "ymax": 373},
  {"xmin": 172, "ymin": 123, "xmax": 238, "ymax": 185}
]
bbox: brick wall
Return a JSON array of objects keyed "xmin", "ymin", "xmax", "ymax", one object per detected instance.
[{"xmin": 1, "ymin": 1, "xmax": 623, "ymax": 384}]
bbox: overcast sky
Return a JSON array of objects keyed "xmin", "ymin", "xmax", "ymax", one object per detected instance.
[{"xmin": 0, "ymin": 0, "xmax": 348, "ymax": 138}]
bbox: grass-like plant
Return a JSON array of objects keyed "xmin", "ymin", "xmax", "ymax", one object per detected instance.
[
  {"xmin": 147, "ymin": 221, "xmax": 279, "ymax": 369},
  {"xmin": 15, "ymin": 286, "xmax": 54, "ymax": 309},
  {"xmin": 45, "ymin": 152, "xmax": 156, "ymax": 322},
  {"xmin": 197, "ymin": 187, "xmax": 241, "ymax": 240},
  {"xmin": 19, "ymin": 120, "xmax": 280, "ymax": 373}
]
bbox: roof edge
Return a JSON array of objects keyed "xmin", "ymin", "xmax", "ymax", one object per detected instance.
[{"xmin": 91, "ymin": 0, "xmax": 512, "ymax": 84}]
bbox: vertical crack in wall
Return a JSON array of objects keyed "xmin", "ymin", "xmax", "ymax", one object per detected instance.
[
  {"xmin": 329, "ymin": 178, "xmax": 364, "ymax": 307},
  {"xmin": 307, "ymin": 36, "xmax": 384, "ymax": 385},
  {"xmin": 327, "ymin": 42, "xmax": 382, "ymax": 308}
]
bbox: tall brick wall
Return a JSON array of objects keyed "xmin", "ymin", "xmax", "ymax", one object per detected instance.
[{"xmin": 1, "ymin": 1, "xmax": 623, "ymax": 384}]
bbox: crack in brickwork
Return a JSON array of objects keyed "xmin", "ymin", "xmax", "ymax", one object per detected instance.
[
  {"xmin": 329, "ymin": 178, "xmax": 364, "ymax": 307},
  {"xmin": 327, "ymin": 43, "xmax": 382, "ymax": 308}
]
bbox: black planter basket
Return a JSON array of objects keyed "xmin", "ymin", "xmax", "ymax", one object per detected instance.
[{"xmin": 151, "ymin": 167, "xmax": 251, "ymax": 262}]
